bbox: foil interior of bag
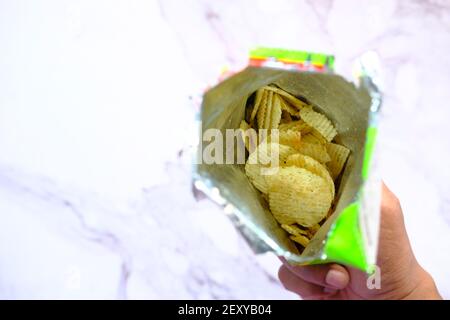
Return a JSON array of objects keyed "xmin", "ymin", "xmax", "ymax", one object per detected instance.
[{"xmin": 196, "ymin": 66, "xmax": 371, "ymax": 263}]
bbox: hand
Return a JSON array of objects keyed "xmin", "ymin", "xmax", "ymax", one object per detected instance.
[{"xmin": 278, "ymin": 182, "xmax": 442, "ymax": 300}]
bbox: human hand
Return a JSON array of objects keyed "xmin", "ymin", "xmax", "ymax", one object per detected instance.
[{"xmin": 278, "ymin": 182, "xmax": 442, "ymax": 300}]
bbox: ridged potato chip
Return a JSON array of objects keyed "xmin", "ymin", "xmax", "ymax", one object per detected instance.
[
  {"xmin": 270, "ymin": 94, "xmax": 282, "ymax": 129},
  {"xmin": 302, "ymin": 130, "xmax": 328, "ymax": 145},
  {"xmin": 286, "ymin": 153, "xmax": 335, "ymax": 198},
  {"xmin": 278, "ymin": 130, "xmax": 302, "ymax": 150},
  {"xmin": 281, "ymin": 224, "xmax": 308, "ymax": 236},
  {"xmin": 250, "ymin": 89, "xmax": 264, "ymax": 122},
  {"xmin": 290, "ymin": 234, "xmax": 310, "ymax": 247},
  {"xmin": 326, "ymin": 142, "xmax": 351, "ymax": 180},
  {"xmin": 278, "ymin": 144, "xmax": 298, "ymax": 163},
  {"xmin": 309, "ymin": 223, "xmax": 321, "ymax": 234},
  {"xmin": 299, "ymin": 106, "xmax": 337, "ymax": 142},
  {"xmin": 301, "ymin": 133, "xmax": 322, "ymax": 144},
  {"xmin": 245, "ymin": 162, "xmax": 268, "ymax": 193},
  {"xmin": 245, "ymin": 142, "xmax": 297, "ymax": 193},
  {"xmin": 278, "ymin": 95, "xmax": 299, "ymax": 115},
  {"xmin": 239, "ymin": 120, "xmax": 258, "ymax": 153},
  {"xmin": 266, "ymin": 167, "xmax": 333, "ymax": 227},
  {"xmin": 257, "ymin": 90, "xmax": 268, "ymax": 129},
  {"xmin": 263, "ymin": 85, "xmax": 308, "ymax": 110},
  {"xmin": 278, "ymin": 120, "xmax": 312, "ymax": 134},
  {"xmin": 297, "ymin": 142, "xmax": 331, "ymax": 163},
  {"xmin": 263, "ymin": 91, "xmax": 274, "ymax": 129}
]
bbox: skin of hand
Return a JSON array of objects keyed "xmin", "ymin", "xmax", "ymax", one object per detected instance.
[{"xmin": 278, "ymin": 182, "xmax": 442, "ymax": 300}]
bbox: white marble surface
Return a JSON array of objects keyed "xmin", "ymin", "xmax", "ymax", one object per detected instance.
[{"xmin": 1, "ymin": 0, "xmax": 449, "ymax": 299}]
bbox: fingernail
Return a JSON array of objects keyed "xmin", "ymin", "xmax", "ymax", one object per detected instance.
[{"xmin": 325, "ymin": 269, "xmax": 347, "ymax": 289}]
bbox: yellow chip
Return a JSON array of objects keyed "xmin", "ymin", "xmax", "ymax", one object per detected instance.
[
  {"xmin": 245, "ymin": 142, "xmax": 272, "ymax": 194},
  {"xmin": 239, "ymin": 120, "xmax": 258, "ymax": 152},
  {"xmin": 299, "ymin": 106, "xmax": 337, "ymax": 142},
  {"xmin": 286, "ymin": 153, "xmax": 335, "ymax": 198},
  {"xmin": 296, "ymin": 142, "xmax": 330, "ymax": 163},
  {"xmin": 302, "ymin": 129, "xmax": 328, "ymax": 145},
  {"xmin": 269, "ymin": 94, "xmax": 282, "ymax": 129},
  {"xmin": 278, "ymin": 143, "xmax": 298, "ymax": 163},
  {"xmin": 266, "ymin": 167, "xmax": 333, "ymax": 227},
  {"xmin": 326, "ymin": 142, "xmax": 350, "ymax": 180},
  {"xmin": 261, "ymin": 136, "xmax": 298, "ymax": 160},
  {"xmin": 278, "ymin": 95, "xmax": 298, "ymax": 115},
  {"xmin": 257, "ymin": 90, "xmax": 268, "ymax": 129},
  {"xmin": 306, "ymin": 224, "xmax": 321, "ymax": 239},
  {"xmin": 250, "ymin": 89, "xmax": 264, "ymax": 122},
  {"xmin": 278, "ymin": 120, "xmax": 300, "ymax": 131},
  {"xmin": 245, "ymin": 162, "xmax": 268, "ymax": 193},
  {"xmin": 245, "ymin": 142, "xmax": 297, "ymax": 193},
  {"xmin": 301, "ymin": 133, "xmax": 322, "ymax": 144},
  {"xmin": 309, "ymin": 223, "xmax": 321, "ymax": 234},
  {"xmin": 277, "ymin": 129, "xmax": 302, "ymax": 150},
  {"xmin": 281, "ymin": 224, "xmax": 308, "ymax": 236},
  {"xmin": 263, "ymin": 91, "xmax": 274, "ymax": 129},
  {"xmin": 278, "ymin": 120, "xmax": 311, "ymax": 134},
  {"xmin": 290, "ymin": 234, "xmax": 310, "ymax": 247},
  {"xmin": 263, "ymin": 86, "xmax": 308, "ymax": 110}
]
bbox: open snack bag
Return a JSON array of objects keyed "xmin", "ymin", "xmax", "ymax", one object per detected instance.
[{"xmin": 193, "ymin": 48, "xmax": 383, "ymax": 272}]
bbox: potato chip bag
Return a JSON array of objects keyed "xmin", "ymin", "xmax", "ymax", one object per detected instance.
[{"xmin": 194, "ymin": 48, "xmax": 382, "ymax": 272}]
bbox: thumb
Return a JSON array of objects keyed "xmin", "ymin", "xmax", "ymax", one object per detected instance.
[{"xmin": 377, "ymin": 182, "xmax": 418, "ymax": 274}]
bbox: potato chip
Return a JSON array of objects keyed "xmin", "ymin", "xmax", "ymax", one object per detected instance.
[
  {"xmin": 326, "ymin": 142, "xmax": 350, "ymax": 180},
  {"xmin": 245, "ymin": 142, "xmax": 271, "ymax": 193},
  {"xmin": 277, "ymin": 130, "xmax": 302, "ymax": 150},
  {"xmin": 250, "ymin": 89, "xmax": 264, "ymax": 122},
  {"xmin": 309, "ymin": 223, "xmax": 321, "ymax": 234},
  {"xmin": 263, "ymin": 86, "xmax": 308, "ymax": 110},
  {"xmin": 297, "ymin": 142, "xmax": 330, "ymax": 163},
  {"xmin": 245, "ymin": 163, "xmax": 268, "ymax": 193},
  {"xmin": 278, "ymin": 144, "xmax": 298, "ymax": 163},
  {"xmin": 301, "ymin": 133, "xmax": 322, "ymax": 144},
  {"xmin": 302, "ymin": 129, "xmax": 328, "ymax": 145},
  {"xmin": 306, "ymin": 223, "xmax": 321, "ymax": 239},
  {"xmin": 263, "ymin": 91, "xmax": 274, "ymax": 129},
  {"xmin": 311, "ymin": 128, "xmax": 329, "ymax": 144},
  {"xmin": 270, "ymin": 94, "xmax": 282, "ymax": 129},
  {"xmin": 299, "ymin": 106, "xmax": 337, "ymax": 142},
  {"xmin": 239, "ymin": 120, "xmax": 258, "ymax": 152},
  {"xmin": 245, "ymin": 142, "xmax": 297, "ymax": 193},
  {"xmin": 266, "ymin": 167, "xmax": 333, "ymax": 227},
  {"xmin": 257, "ymin": 90, "xmax": 268, "ymax": 129},
  {"xmin": 278, "ymin": 120, "xmax": 311, "ymax": 134},
  {"xmin": 278, "ymin": 95, "xmax": 298, "ymax": 115},
  {"xmin": 286, "ymin": 153, "xmax": 335, "ymax": 198},
  {"xmin": 281, "ymin": 224, "xmax": 308, "ymax": 236},
  {"xmin": 290, "ymin": 234, "xmax": 310, "ymax": 247}
]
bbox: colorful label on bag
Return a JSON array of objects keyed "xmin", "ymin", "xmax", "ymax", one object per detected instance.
[{"xmin": 249, "ymin": 47, "xmax": 335, "ymax": 73}]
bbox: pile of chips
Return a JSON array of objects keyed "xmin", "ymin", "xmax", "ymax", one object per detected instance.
[{"xmin": 241, "ymin": 85, "xmax": 350, "ymax": 249}]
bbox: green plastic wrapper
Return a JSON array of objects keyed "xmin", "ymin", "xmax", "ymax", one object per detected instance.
[{"xmin": 193, "ymin": 49, "xmax": 383, "ymax": 272}]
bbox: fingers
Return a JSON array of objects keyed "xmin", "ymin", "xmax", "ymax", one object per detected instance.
[
  {"xmin": 278, "ymin": 265, "xmax": 334, "ymax": 299},
  {"xmin": 282, "ymin": 260, "xmax": 350, "ymax": 289}
]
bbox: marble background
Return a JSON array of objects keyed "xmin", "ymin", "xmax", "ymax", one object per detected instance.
[{"xmin": 1, "ymin": 0, "xmax": 449, "ymax": 299}]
